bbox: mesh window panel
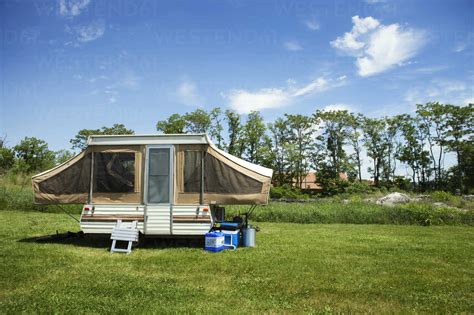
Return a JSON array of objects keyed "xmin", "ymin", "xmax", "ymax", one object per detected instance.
[
  {"xmin": 183, "ymin": 151, "xmax": 201, "ymax": 193},
  {"xmin": 93, "ymin": 153, "xmax": 135, "ymax": 193},
  {"xmin": 39, "ymin": 154, "xmax": 91, "ymax": 194},
  {"xmin": 204, "ymin": 154, "xmax": 263, "ymax": 194},
  {"xmin": 147, "ymin": 148, "xmax": 170, "ymax": 203}
]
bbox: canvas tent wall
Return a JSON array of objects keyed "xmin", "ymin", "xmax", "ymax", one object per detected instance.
[
  {"xmin": 32, "ymin": 134, "xmax": 272, "ymax": 205},
  {"xmin": 32, "ymin": 145, "xmax": 143, "ymax": 204}
]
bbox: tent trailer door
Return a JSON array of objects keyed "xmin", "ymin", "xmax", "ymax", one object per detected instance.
[{"xmin": 144, "ymin": 145, "xmax": 173, "ymax": 235}]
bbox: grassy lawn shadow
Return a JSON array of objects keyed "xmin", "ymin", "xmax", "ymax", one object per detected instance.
[{"xmin": 18, "ymin": 232, "xmax": 205, "ymax": 250}]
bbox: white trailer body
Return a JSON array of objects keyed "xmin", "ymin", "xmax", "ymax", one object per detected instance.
[{"xmin": 32, "ymin": 134, "xmax": 273, "ymax": 236}]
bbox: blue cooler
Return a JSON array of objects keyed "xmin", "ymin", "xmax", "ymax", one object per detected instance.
[
  {"xmin": 220, "ymin": 222, "xmax": 240, "ymax": 230},
  {"xmin": 222, "ymin": 230, "xmax": 240, "ymax": 249},
  {"xmin": 204, "ymin": 232, "xmax": 225, "ymax": 252}
]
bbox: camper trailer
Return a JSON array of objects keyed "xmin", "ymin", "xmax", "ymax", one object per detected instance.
[{"xmin": 32, "ymin": 134, "xmax": 273, "ymax": 236}]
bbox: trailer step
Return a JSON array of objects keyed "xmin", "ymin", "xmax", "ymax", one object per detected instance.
[{"xmin": 110, "ymin": 220, "xmax": 139, "ymax": 254}]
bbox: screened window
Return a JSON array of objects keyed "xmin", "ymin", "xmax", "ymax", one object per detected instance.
[
  {"xmin": 93, "ymin": 153, "xmax": 135, "ymax": 193},
  {"xmin": 147, "ymin": 148, "xmax": 170, "ymax": 203},
  {"xmin": 39, "ymin": 154, "xmax": 91, "ymax": 194},
  {"xmin": 204, "ymin": 154, "xmax": 263, "ymax": 194},
  {"xmin": 183, "ymin": 151, "xmax": 202, "ymax": 193}
]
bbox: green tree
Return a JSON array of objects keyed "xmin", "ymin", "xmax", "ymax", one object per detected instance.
[
  {"xmin": 258, "ymin": 134, "xmax": 276, "ymax": 170},
  {"xmin": 0, "ymin": 136, "xmax": 15, "ymax": 172},
  {"xmin": 0, "ymin": 147, "xmax": 15, "ymax": 172},
  {"xmin": 71, "ymin": 124, "xmax": 134, "ymax": 150},
  {"xmin": 183, "ymin": 109, "xmax": 211, "ymax": 133},
  {"xmin": 13, "ymin": 137, "xmax": 55, "ymax": 173},
  {"xmin": 416, "ymin": 102, "xmax": 449, "ymax": 188},
  {"xmin": 156, "ymin": 113, "xmax": 186, "ymax": 134},
  {"xmin": 313, "ymin": 109, "xmax": 352, "ymax": 177},
  {"xmin": 446, "ymin": 138, "xmax": 474, "ymax": 193},
  {"xmin": 55, "ymin": 149, "xmax": 75, "ymax": 165},
  {"xmin": 285, "ymin": 114, "xmax": 313, "ymax": 189},
  {"xmin": 382, "ymin": 116, "xmax": 401, "ymax": 183},
  {"xmin": 0, "ymin": 135, "xmax": 6, "ymax": 148},
  {"xmin": 225, "ymin": 110, "xmax": 243, "ymax": 157},
  {"xmin": 242, "ymin": 111, "xmax": 267, "ymax": 164},
  {"xmin": 397, "ymin": 115, "xmax": 431, "ymax": 190},
  {"xmin": 347, "ymin": 113, "xmax": 364, "ymax": 182},
  {"xmin": 443, "ymin": 104, "xmax": 474, "ymax": 192},
  {"xmin": 268, "ymin": 118, "xmax": 290, "ymax": 186},
  {"xmin": 209, "ymin": 107, "xmax": 224, "ymax": 148},
  {"xmin": 362, "ymin": 117, "xmax": 386, "ymax": 186}
]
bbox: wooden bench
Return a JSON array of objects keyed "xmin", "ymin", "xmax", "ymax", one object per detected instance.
[
  {"xmin": 82, "ymin": 215, "xmax": 144, "ymax": 222},
  {"xmin": 172, "ymin": 215, "xmax": 212, "ymax": 224}
]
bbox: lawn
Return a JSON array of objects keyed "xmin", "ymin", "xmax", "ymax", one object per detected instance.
[{"xmin": 0, "ymin": 210, "xmax": 473, "ymax": 314}]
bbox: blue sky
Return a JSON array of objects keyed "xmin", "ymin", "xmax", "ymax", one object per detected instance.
[{"xmin": 1, "ymin": 0, "xmax": 473, "ymax": 154}]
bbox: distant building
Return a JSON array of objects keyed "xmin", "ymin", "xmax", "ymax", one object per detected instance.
[{"xmin": 293, "ymin": 172, "xmax": 348, "ymax": 192}]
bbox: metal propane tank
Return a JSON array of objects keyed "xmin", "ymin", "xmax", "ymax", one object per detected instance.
[{"xmin": 242, "ymin": 225, "xmax": 256, "ymax": 247}]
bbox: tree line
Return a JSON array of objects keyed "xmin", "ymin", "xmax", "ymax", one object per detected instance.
[
  {"xmin": 1, "ymin": 102, "xmax": 472, "ymax": 194},
  {"xmin": 154, "ymin": 103, "xmax": 473, "ymax": 194},
  {"xmin": 0, "ymin": 124, "xmax": 133, "ymax": 174}
]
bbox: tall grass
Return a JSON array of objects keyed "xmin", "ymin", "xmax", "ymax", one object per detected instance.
[
  {"xmin": 1, "ymin": 173, "xmax": 472, "ymax": 225},
  {"xmin": 227, "ymin": 200, "xmax": 473, "ymax": 226},
  {"xmin": 0, "ymin": 173, "xmax": 81, "ymax": 213}
]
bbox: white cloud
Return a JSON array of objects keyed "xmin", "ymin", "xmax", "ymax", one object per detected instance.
[
  {"xmin": 331, "ymin": 16, "xmax": 380, "ymax": 52},
  {"xmin": 105, "ymin": 89, "xmax": 118, "ymax": 95},
  {"xmin": 75, "ymin": 20, "xmax": 105, "ymax": 42},
  {"xmin": 224, "ymin": 76, "xmax": 347, "ymax": 114},
  {"xmin": 453, "ymin": 32, "xmax": 473, "ymax": 53},
  {"xmin": 59, "ymin": 0, "xmax": 91, "ymax": 17},
  {"xmin": 454, "ymin": 42, "xmax": 467, "ymax": 53},
  {"xmin": 88, "ymin": 75, "xmax": 108, "ymax": 83},
  {"xmin": 464, "ymin": 97, "xmax": 474, "ymax": 105},
  {"xmin": 284, "ymin": 41, "xmax": 303, "ymax": 51},
  {"xmin": 119, "ymin": 72, "xmax": 141, "ymax": 90},
  {"xmin": 413, "ymin": 65, "xmax": 448, "ymax": 74},
  {"xmin": 405, "ymin": 79, "xmax": 472, "ymax": 106},
  {"xmin": 226, "ymin": 88, "xmax": 289, "ymax": 113},
  {"xmin": 365, "ymin": 0, "xmax": 386, "ymax": 3},
  {"xmin": 322, "ymin": 104, "xmax": 353, "ymax": 112},
  {"xmin": 331, "ymin": 16, "xmax": 426, "ymax": 77},
  {"xmin": 292, "ymin": 78, "xmax": 328, "ymax": 96},
  {"xmin": 177, "ymin": 79, "xmax": 202, "ymax": 106},
  {"xmin": 304, "ymin": 19, "xmax": 320, "ymax": 31}
]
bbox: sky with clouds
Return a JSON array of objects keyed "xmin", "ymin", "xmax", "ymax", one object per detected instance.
[{"xmin": 1, "ymin": 0, "xmax": 473, "ymax": 154}]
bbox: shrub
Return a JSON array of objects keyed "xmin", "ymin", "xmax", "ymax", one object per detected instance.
[
  {"xmin": 393, "ymin": 176, "xmax": 413, "ymax": 191},
  {"xmin": 344, "ymin": 181, "xmax": 374, "ymax": 194},
  {"xmin": 270, "ymin": 185, "xmax": 310, "ymax": 199},
  {"xmin": 0, "ymin": 147, "xmax": 15, "ymax": 172},
  {"xmin": 431, "ymin": 191, "xmax": 455, "ymax": 202}
]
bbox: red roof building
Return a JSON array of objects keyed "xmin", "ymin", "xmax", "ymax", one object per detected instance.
[{"xmin": 293, "ymin": 172, "xmax": 348, "ymax": 191}]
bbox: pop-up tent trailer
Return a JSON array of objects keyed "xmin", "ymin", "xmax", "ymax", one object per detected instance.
[{"xmin": 32, "ymin": 134, "xmax": 273, "ymax": 236}]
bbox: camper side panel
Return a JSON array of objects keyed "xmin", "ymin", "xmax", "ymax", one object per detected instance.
[
  {"xmin": 80, "ymin": 205, "xmax": 145, "ymax": 234},
  {"xmin": 172, "ymin": 205, "xmax": 213, "ymax": 235},
  {"xmin": 144, "ymin": 205, "xmax": 171, "ymax": 235}
]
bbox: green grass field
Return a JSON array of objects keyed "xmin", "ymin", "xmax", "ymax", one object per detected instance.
[{"xmin": 1, "ymin": 210, "xmax": 473, "ymax": 313}]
